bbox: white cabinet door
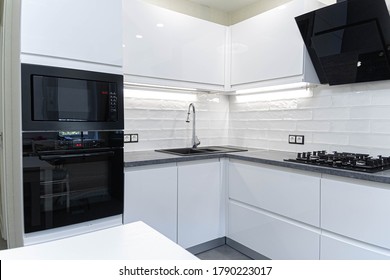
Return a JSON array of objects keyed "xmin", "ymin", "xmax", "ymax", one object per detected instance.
[
  {"xmin": 177, "ymin": 159, "xmax": 224, "ymax": 249},
  {"xmin": 124, "ymin": 164, "xmax": 177, "ymax": 242},
  {"xmin": 230, "ymin": 0, "xmax": 320, "ymax": 89},
  {"xmin": 228, "ymin": 201, "xmax": 320, "ymax": 260},
  {"xmin": 21, "ymin": 0, "xmax": 122, "ymax": 72},
  {"xmin": 321, "ymin": 177, "xmax": 390, "ymax": 249},
  {"xmin": 229, "ymin": 160, "xmax": 320, "ymax": 227},
  {"xmin": 123, "ymin": 0, "xmax": 226, "ymax": 90},
  {"xmin": 321, "ymin": 234, "xmax": 390, "ymax": 260}
]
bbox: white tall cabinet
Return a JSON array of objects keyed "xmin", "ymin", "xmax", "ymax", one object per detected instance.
[
  {"xmin": 21, "ymin": 0, "xmax": 123, "ymax": 73},
  {"xmin": 122, "ymin": 0, "xmax": 227, "ymax": 91}
]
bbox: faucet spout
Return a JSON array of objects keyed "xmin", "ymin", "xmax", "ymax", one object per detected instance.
[{"xmin": 186, "ymin": 103, "xmax": 200, "ymax": 148}]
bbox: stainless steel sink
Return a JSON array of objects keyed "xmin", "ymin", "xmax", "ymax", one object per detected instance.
[{"xmin": 155, "ymin": 146, "xmax": 247, "ymax": 156}]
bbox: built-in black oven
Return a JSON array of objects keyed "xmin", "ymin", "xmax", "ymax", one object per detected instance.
[
  {"xmin": 21, "ymin": 63, "xmax": 124, "ymax": 131},
  {"xmin": 23, "ymin": 130, "xmax": 123, "ymax": 233},
  {"xmin": 21, "ymin": 64, "xmax": 124, "ymax": 233}
]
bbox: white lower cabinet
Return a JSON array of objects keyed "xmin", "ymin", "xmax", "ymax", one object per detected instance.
[
  {"xmin": 229, "ymin": 160, "xmax": 320, "ymax": 227},
  {"xmin": 321, "ymin": 233, "xmax": 390, "ymax": 260},
  {"xmin": 124, "ymin": 159, "xmax": 224, "ymax": 249},
  {"xmin": 124, "ymin": 164, "xmax": 178, "ymax": 242},
  {"xmin": 227, "ymin": 160, "xmax": 321, "ymax": 259},
  {"xmin": 177, "ymin": 159, "xmax": 224, "ymax": 249},
  {"xmin": 321, "ymin": 176, "xmax": 390, "ymax": 250},
  {"xmin": 228, "ymin": 201, "xmax": 320, "ymax": 260}
]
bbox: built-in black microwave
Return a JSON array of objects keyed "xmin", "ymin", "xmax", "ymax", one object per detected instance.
[{"xmin": 22, "ymin": 64, "xmax": 124, "ymax": 131}]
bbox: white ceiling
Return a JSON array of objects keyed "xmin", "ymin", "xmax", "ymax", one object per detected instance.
[
  {"xmin": 188, "ymin": 0, "xmax": 336, "ymax": 12},
  {"xmin": 188, "ymin": 0, "xmax": 264, "ymax": 12}
]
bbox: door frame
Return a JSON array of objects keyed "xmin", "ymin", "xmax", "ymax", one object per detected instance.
[{"xmin": 0, "ymin": 0, "xmax": 24, "ymax": 248}]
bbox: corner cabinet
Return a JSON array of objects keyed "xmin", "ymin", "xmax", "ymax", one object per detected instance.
[
  {"xmin": 20, "ymin": 0, "xmax": 123, "ymax": 73},
  {"xmin": 227, "ymin": 160, "xmax": 321, "ymax": 260},
  {"xmin": 122, "ymin": 0, "xmax": 227, "ymax": 91},
  {"xmin": 229, "ymin": 0, "xmax": 323, "ymax": 90}
]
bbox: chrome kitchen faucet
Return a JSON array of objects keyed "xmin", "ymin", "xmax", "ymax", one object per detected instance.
[{"xmin": 186, "ymin": 103, "xmax": 200, "ymax": 148}]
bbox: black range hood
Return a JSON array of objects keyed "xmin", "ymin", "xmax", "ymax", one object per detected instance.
[{"xmin": 295, "ymin": 0, "xmax": 390, "ymax": 85}]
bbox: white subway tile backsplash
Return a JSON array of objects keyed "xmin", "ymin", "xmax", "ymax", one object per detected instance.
[
  {"xmin": 312, "ymin": 108, "xmax": 350, "ymax": 120},
  {"xmin": 331, "ymin": 93, "xmax": 372, "ymax": 107},
  {"xmin": 371, "ymin": 120, "xmax": 390, "ymax": 134},
  {"xmin": 125, "ymin": 80, "xmax": 390, "ymax": 155},
  {"xmin": 350, "ymin": 107, "xmax": 390, "ymax": 120},
  {"xmin": 312, "ymin": 133, "xmax": 349, "ymax": 145},
  {"xmin": 296, "ymin": 121, "xmax": 331, "ymax": 132}
]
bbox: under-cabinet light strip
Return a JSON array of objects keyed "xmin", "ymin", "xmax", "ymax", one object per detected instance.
[
  {"xmin": 235, "ymin": 82, "xmax": 315, "ymax": 94},
  {"xmin": 124, "ymin": 82, "xmax": 198, "ymax": 92}
]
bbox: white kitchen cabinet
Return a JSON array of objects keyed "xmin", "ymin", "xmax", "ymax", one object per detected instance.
[
  {"xmin": 122, "ymin": 0, "xmax": 227, "ymax": 91},
  {"xmin": 228, "ymin": 160, "xmax": 320, "ymax": 227},
  {"xmin": 21, "ymin": 0, "xmax": 122, "ymax": 74},
  {"xmin": 229, "ymin": 0, "xmax": 322, "ymax": 90},
  {"xmin": 321, "ymin": 176, "xmax": 390, "ymax": 250},
  {"xmin": 321, "ymin": 233, "xmax": 390, "ymax": 260},
  {"xmin": 124, "ymin": 164, "xmax": 178, "ymax": 242},
  {"xmin": 177, "ymin": 159, "xmax": 224, "ymax": 249},
  {"xmin": 228, "ymin": 201, "xmax": 320, "ymax": 260}
]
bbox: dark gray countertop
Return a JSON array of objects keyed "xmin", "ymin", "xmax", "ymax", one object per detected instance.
[{"xmin": 124, "ymin": 148, "xmax": 390, "ymax": 185}]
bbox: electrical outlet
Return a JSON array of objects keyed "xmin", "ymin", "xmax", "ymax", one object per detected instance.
[
  {"xmin": 289, "ymin": 134, "xmax": 305, "ymax": 145},
  {"xmin": 296, "ymin": 135, "xmax": 305, "ymax": 145},
  {"xmin": 124, "ymin": 134, "xmax": 131, "ymax": 143},
  {"xmin": 130, "ymin": 134, "xmax": 139, "ymax": 143},
  {"xmin": 289, "ymin": 135, "xmax": 296, "ymax": 144}
]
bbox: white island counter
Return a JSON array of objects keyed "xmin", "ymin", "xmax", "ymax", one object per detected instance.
[{"xmin": 0, "ymin": 222, "xmax": 197, "ymax": 260}]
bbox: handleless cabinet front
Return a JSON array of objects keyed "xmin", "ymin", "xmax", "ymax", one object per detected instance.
[
  {"xmin": 122, "ymin": 0, "xmax": 226, "ymax": 90},
  {"xmin": 177, "ymin": 159, "xmax": 224, "ymax": 249},
  {"xmin": 124, "ymin": 164, "xmax": 178, "ymax": 242},
  {"xmin": 21, "ymin": 0, "xmax": 122, "ymax": 71}
]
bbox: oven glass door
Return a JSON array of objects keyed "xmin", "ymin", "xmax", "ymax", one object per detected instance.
[{"xmin": 23, "ymin": 148, "xmax": 123, "ymax": 233}]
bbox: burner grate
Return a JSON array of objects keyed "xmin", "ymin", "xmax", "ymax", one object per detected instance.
[{"xmin": 284, "ymin": 151, "xmax": 390, "ymax": 173}]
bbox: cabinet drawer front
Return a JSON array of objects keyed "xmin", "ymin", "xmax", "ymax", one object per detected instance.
[
  {"xmin": 321, "ymin": 178, "xmax": 390, "ymax": 249},
  {"xmin": 228, "ymin": 161, "xmax": 320, "ymax": 226},
  {"xmin": 321, "ymin": 235, "xmax": 390, "ymax": 260},
  {"xmin": 228, "ymin": 201, "xmax": 320, "ymax": 260}
]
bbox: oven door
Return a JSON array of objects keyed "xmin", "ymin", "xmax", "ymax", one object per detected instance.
[{"xmin": 23, "ymin": 148, "xmax": 123, "ymax": 233}]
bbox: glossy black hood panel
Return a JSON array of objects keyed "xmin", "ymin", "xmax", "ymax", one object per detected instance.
[{"xmin": 295, "ymin": 0, "xmax": 390, "ymax": 85}]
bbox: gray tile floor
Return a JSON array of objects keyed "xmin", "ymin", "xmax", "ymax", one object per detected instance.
[
  {"xmin": 0, "ymin": 238, "xmax": 7, "ymax": 250},
  {"xmin": 196, "ymin": 245, "xmax": 252, "ymax": 260}
]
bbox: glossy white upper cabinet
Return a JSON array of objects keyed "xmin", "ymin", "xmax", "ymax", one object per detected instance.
[
  {"xmin": 229, "ymin": 0, "xmax": 322, "ymax": 90},
  {"xmin": 122, "ymin": 0, "xmax": 227, "ymax": 91},
  {"xmin": 21, "ymin": 0, "xmax": 122, "ymax": 74}
]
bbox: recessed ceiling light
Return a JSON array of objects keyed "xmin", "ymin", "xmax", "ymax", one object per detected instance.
[
  {"xmin": 135, "ymin": 34, "xmax": 143, "ymax": 39},
  {"xmin": 156, "ymin": 23, "xmax": 164, "ymax": 28}
]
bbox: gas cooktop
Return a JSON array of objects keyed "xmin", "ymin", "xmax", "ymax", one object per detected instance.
[{"xmin": 284, "ymin": 151, "xmax": 390, "ymax": 173}]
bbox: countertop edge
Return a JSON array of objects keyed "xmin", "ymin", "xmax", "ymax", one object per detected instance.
[{"xmin": 124, "ymin": 149, "xmax": 390, "ymax": 185}]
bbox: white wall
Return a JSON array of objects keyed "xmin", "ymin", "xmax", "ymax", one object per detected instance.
[
  {"xmin": 229, "ymin": 80, "xmax": 390, "ymax": 156},
  {"xmin": 124, "ymin": 89, "xmax": 229, "ymax": 152}
]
